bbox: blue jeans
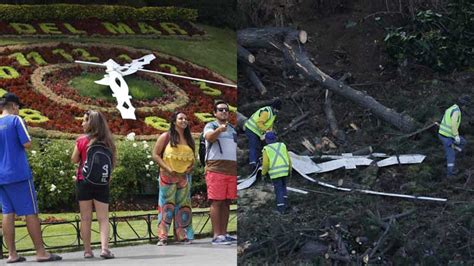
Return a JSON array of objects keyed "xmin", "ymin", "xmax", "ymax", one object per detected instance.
[
  {"xmin": 438, "ymin": 134, "xmax": 467, "ymax": 176},
  {"xmin": 245, "ymin": 127, "xmax": 262, "ymax": 165},
  {"xmin": 272, "ymin": 176, "xmax": 288, "ymax": 213}
]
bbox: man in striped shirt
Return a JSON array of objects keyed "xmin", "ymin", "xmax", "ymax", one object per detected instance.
[{"xmin": 0, "ymin": 93, "xmax": 61, "ymax": 263}]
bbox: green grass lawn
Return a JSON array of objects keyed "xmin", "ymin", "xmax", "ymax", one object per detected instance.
[
  {"xmin": 0, "ymin": 25, "xmax": 236, "ymax": 81},
  {"xmin": 0, "ymin": 206, "xmax": 237, "ymax": 253},
  {"xmin": 69, "ymin": 72, "xmax": 164, "ymax": 101}
]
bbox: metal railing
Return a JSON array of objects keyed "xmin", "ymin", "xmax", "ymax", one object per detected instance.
[{"xmin": 1, "ymin": 209, "xmax": 237, "ymax": 256}]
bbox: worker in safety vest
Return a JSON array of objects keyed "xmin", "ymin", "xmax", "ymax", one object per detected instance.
[
  {"xmin": 244, "ymin": 99, "xmax": 282, "ymax": 172},
  {"xmin": 438, "ymin": 95, "xmax": 471, "ymax": 178},
  {"xmin": 261, "ymin": 131, "xmax": 292, "ymax": 214}
]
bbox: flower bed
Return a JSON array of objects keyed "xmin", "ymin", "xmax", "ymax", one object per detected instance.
[
  {"xmin": 0, "ymin": 19, "xmax": 205, "ymax": 38},
  {"xmin": 39, "ymin": 64, "xmax": 189, "ymax": 111},
  {"xmin": 0, "ymin": 42, "xmax": 236, "ymax": 138}
]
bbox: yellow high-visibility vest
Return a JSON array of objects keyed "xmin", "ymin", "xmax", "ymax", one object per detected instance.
[
  {"xmin": 263, "ymin": 142, "xmax": 290, "ymax": 179},
  {"xmin": 438, "ymin": 104, "xmax": 461, "ymax": 138},
  {"xmin": 244, "ymin": 106, "xmax": 275, "ymax": 138}
]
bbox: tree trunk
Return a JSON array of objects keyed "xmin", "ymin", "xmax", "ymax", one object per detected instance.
[
  {"xmin": 238, "ymin": 27, "xmax": 307, "ymax": 49},
  {"xmin": 239, "ymin": 98, "xmax": 279, "ymax": 115},
  {"xmin": 238, "ymin": 44, "xmax": 255, "ymax": 64},
  {"xmin": 238, "ymin": 27, "xmax": 419, "ymax": 132},
  {"xmin": 324, "ymin": 90, "xmax": 347, "ymax": 142},
  {"xmin": 243, "ymin": 64, "xmax": 267, "ymax": 95},
  {"xmin": 237, "ymin": 111, "xmax": 248, "ymax": 132}
]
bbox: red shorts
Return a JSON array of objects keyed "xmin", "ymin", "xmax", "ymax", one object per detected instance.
[{"xmin": 205, "ymin": 171, "xmax": 237, "ymax": 200}]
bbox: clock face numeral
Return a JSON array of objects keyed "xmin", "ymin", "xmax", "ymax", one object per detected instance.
[{"xmin": 19, "ymin": 109, "xmax": 49, "ymax": 123}]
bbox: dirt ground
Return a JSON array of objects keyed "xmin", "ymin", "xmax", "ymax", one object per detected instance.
[{"xmin": 237, "ymin": 2, "xmax": 473, "ymax": 264}]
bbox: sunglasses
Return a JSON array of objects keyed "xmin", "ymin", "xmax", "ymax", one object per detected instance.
[{"xmin": 217, "ymin": 108, "xmax": 229, "ymax": 112}]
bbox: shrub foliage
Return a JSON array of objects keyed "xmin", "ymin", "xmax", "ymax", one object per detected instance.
[
  {"xmin": 28, "ymin": 138, "xmax": 205, "ymax": 212},
  {"xmin": 384, "ymin": 1, "xmax": 474, "ymax": 73}
]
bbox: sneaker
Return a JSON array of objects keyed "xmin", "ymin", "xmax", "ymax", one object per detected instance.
[
  {"xmin": 156, "ymin": 239, "xmax": 168, "ymax": 246},
  {"xmin": 225, "ymin": 234, "xmax": 237, "ymax": 243},
  {"xmin": 212, "ymin": 235, "xmax": 231, "ymax": 245}
]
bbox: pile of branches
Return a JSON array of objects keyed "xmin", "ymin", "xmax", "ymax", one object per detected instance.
[{"xmin": 238, "ymin": 207, "xmax": 416, "ymax": 264}]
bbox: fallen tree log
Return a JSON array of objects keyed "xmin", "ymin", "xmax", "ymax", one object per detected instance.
[
  {"xmin": 238, "ymin": 27, "xmax": 307, "ymax": 49},
  {"xmin": 238, "ymin": 27, "xmax": 419, "ymax": 132},
  {"xmin": 280, "ymin": 112, "xmax": 310, "ymax": 137},
  {"xmin": 238, "ymin": 44, "xmax": 255, "ymax": 64},
  {"xmin": 324, "ymin": 90, "xmax": 346, "ymax": 142},
  {"xmin": 237, "ymin": 111, "xmax": 248, "ymax": 131},
  {"xmin": 243, "ymin": 64, "xmax": 267, "ymax": 95},
  {"xmin": 239, "ymin": 98, "xmax": 280, "ymax": 114}
]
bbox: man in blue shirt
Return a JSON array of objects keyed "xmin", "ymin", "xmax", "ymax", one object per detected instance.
[{"xmin": 0, "ymin": 93, "xmax": 61, "ymax": 263}]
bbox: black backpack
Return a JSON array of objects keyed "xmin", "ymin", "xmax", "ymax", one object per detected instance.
[
  {"xmin": 82, "ymin": 144, "xmax": 113, "ymax": 186},
  {"xmin": 198, "ymin": 122, "xmax": 234, "ymax": 166}
]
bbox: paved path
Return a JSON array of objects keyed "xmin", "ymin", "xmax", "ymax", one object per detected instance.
[{"xmin": 13, "ymin": 238, "xmax": 236, "ymax": 265}]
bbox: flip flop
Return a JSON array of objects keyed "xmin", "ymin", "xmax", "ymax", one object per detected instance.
[
  {"xmin": 37, "ymin": 254, "xmax": 62, "ymax": 262},
  {"xmin": 100, "ymin": 249, "xmax": 115, "ymax": 259},
  {"xmin": 84, "ymin": 251, "xmax": 94, "ymax": 259},
  {"xmin": 6, "ymin": 256, "xmax": 26, "ymax": 263}
]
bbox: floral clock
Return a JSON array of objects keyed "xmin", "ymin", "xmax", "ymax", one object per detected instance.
[{"xmin": 0, "ymin": 42, "xmax": 236, "ymax": 139}]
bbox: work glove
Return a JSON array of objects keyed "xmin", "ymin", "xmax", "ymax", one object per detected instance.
[{"xmin": 454, "ymin": 135, "xmax": 461, "ymax": 145}]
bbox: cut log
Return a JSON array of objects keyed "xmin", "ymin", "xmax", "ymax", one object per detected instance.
[
  {"xmin": 237, "ymin": 112, "xmax": 248, "ymax": 132},
  {"xmin": 238, "ymin": 27, "xmax": 419, "ymax": 132},
  {"xmin": 239, "ymin": 98, "xmax": 280, "ymax": 114},
  {"xmin": 280, "ymin": 112, "xmax": 310, "ymax": 137},
  {"xmin": 300, "ymin": 241, "xmax": 328, "ymax": 259},
  {"xmin": 325, "ymin": 253, "xmax": 351, "ymax": 262},
  {"xmin": 324, "ymin": 89, "xmax": 346, "ymax": 142},
  {"xmin": 243, "ymin": 64, "xmax": 267, "ymax": 95},
  {"xmin": 283, "ymin": 112, "xmax": 310, "ymax": 131},
  {"xmin": 238, "ymin": 27, "xmax": 307, "ymax": 49},
  {"xmin": 238, "ymin": 44, "xmax": 255, "ymax": 64}
]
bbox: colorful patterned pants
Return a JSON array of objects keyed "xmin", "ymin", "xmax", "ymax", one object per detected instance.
[{"xmin": 157, "ymin": 174, "xmax": 194, "ymax": 241}]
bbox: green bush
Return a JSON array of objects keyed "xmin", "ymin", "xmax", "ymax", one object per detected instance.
[
  {"xmin": 0, "ymin": 4, "xmax": 197, "ymax": 22},
  {"xmin": 111, "ymin": 140, "xmax": 159, "ymax": 201},
  {"xmin": 29, "ymin": 138, "xmax": 77, "ymax": 212},
  {"xmin": 384, "ymin": 1, "xmax": 474, "ymax": 73},
  {"xmin": 145, "ymin": 0, "xmax": 237, "ymax": 29},
  {"xmin": 27, "ymin": 137, "xmax": 206, "ymax": 212}
]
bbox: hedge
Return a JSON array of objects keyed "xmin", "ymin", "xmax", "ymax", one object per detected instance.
[
  {"xmin": 148, "ymin": 0, "xmax": 237, "ymax": 29},
  {"xmin": 28, "ymin": 137, "xmax": 206, "ymax": 212},
  {"xmin": 0, "ymin": 4, "xmax": 198, "ymax": 22}
]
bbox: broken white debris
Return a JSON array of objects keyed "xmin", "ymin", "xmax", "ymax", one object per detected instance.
[
  {"xmin": 237, "ymin": 167, "xmax": 260, "ymax": 190},
  {"xmin": 287, "ymin": 187, "xmax": 309, "ymax": 194},
  {"xmin": 291, "ymin": 152, "xmax": 426, "ymax": 175},
  {"xmin": 291, "ymin": 157, "xmax": 447, "ymax": 202},
  {"xmin": 290, "ymin": 151, "xmax": 373, "ymax": 174},
  {"xmin": 376, "ymin": 154, "xmax": 426, "ymax": 167},
  {"xmin": 357, "ymin": 189, "xmax": 446, "ymax": 202},
  {"xmin": 292, "ymin": 167, "xmax": 352, "ymax": 192},
  {"xmin": 290, "ymin": 152, "xmax": 324, "ymax": 174}
]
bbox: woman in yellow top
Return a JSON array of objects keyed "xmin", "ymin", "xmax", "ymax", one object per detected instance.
[{"xmin": 152, "ymin": 111, "xmax": 195, "ymax": 246}]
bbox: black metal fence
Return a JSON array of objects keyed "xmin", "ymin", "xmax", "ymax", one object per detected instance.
[{"xmin": 1, "ymin": 209, "xmax": 237, "ymax": 256}]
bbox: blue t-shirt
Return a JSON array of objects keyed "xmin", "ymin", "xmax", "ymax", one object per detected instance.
[{"xmin": 0, "ymin": 115, "xmax": 32, "ymax": 185}]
